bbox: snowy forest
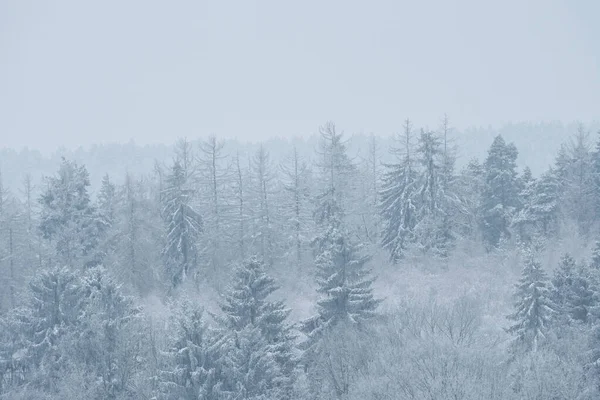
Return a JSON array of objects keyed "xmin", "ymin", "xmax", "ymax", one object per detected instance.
[{"xmin": 3, "ymin": 119, "xmax": 600, "ymax": 399}]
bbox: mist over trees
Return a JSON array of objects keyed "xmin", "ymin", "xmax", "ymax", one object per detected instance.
[{"xmin": 2, "ymin": 120, "xmax": 600, "ymax": 399}]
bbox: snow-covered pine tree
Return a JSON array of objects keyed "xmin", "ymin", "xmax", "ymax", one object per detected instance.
[
  {"xmin": 218, "ymin": 257, "xmax": 296, "ymax": 399},
  {"xmin": 161, "ymin": 161, "xmax": 203, "ymax": 289},
  {"xmin": 160, "ymin": 300, "xmax": 228, "ymax": 400},
  {"xmin": 592, "ymin": 130, "xmax": 600, "ymax": 221},
  {"xmin": 456, "ymin": 158, "xmax": 485, "ymax": 241},
  {"xmin": 302, "ymin": 193, "xmax": 381, "ymax": 347},
  {"xmin": 481, "ymin": 135, "xmax": 520, "ymax": 249},
  {"xmin": 592, "ymin": 240, "xmax": 600, "ymax": 270},
  {"xmin": 96, "ymin": 174, "xmax": 117, "ymax": 267},
  {"xmin": 512, "ymin": 167, "xmax": 536, "ymax": 243},
  {"xmin": 20, "ymin": 267, "xmax": 86, "ymax": 391},
  {"xmin": 507, "ymin": 252, "xmax": 556, "ymax": 353},
  {"xmin": 559, "ymin": 126, "xmax": 596, "ymax": 236},
  {"xmin": 76, "ymin": 267, "xmax": 144, "ymax": 399},
  {"xmin": 315, "ymin": 122, "xmax": 356, "ymax": 220},
  {"xmin": 413, "ymin": 128, "xmax": 452, "ymax": 257},
  {"xmin": 379, "ymin": 119, "xmax": 418, "ymax": 262},
  {"xmin": 98, "ymin": 174, "xmax": 116, "ymax": 227},
  {"xmin": 529, "ymin": 169, "xmax": 560, "ymax": 237},
  {"xmin": 551, "ymin": 254, "xmax": 594, "ymax": 324},
  {"xmin": 39, "ymin": 158, "xmax": 104, "ymax": 268}
]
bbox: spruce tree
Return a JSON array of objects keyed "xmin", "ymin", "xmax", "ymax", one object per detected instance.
[
  {"xmin": 78, "ymin": 267, "xmax": 144, "ymax": 399},
  {"xmin": 161, "ymin": 161, "xmax": 203, "ymax": 289},
  {"xmin": 39, "ymin": 158, "xmax": 103, "ymax": 268},
  {"xmin": 380, "ymin": 119, "xmax": 418, "ymax": 262},
  {"xmin": 513, "ymin": 167, "xmax": 536, "ymax": 242},
  {"xmin": 218, "ymin": 257, "xmax": 296, "ymax": 399},
  {"xmin": 592, "ymin": 240, "xmax": 600, "ymax": 270},
  {"xmin": 457, "ymin": 158, "xmax": 485, "ymax": 240},
  {"xmin": 552, "ymin": 254, "xmax": 594, "ymax": 324},
  {"xmin": 481, "ymin": 135, "xmax": 520, "ymax": 249},
  {"xmin": 507, "ymin": 252, "xmax": 556, "ymax": 352},
  {"xmin": 413, "ymin": 128, "xmax": 456, "ymax": 257},
  {"xmin": 22, "ymin": 267, "xmax": 86, "ymax": 391},
  {"xmin": 529, "ymin": 170, "xmax": 560, "ymax": 237},
  {"xmin": 98, "ymin": 174, "xmax": 116, "ymax": 227},
  {"xmin": 560, "ymin": 127, "xmax": 596, "ymax": 235},
  {"xmin": 303, "ymin": 195, "xmax": 380, "ymax": 344},
  {"xmin": 160, "ymin": 300, "xmax": 228, "ymax": 400}
]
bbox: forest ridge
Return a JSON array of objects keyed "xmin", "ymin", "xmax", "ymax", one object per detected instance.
[{"xmin": 1, "ymin": 119, "xmax": 600, "ymax": 399}]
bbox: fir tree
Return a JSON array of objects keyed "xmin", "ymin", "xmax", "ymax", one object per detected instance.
[
  {"xmin": 413, "ymin": 128, "xmax": 455, "ymax": 257},
  {"xmin": 481, "ymin": 135, "xmax": 520, "ymax": 249},
  {"xmin": 379, "ymin": 119, "xmax": 418, "ymax": 262},
  {"xmin": 530, "ymin": 170, "xmax": 560, "ymax": 237},
  {"xmin": 78, "ymin": 267, "xmax": 144, "ymax": 399},
  {"xmin": 592, "ymin": 240, "xmax": 600, "ymax": 270},
  {"xmin": 552, "ymin": 254, "xmax": 594, "ymax": 324},
  {"xmin": 457, "ymin": 158, "xmax": 485, "ymax": 239},
  {"xmin": 98, "ymin": 174, "xmax": 116, "ymax": 227},
  {"xmin": 303, "ymin": 196, "xmax": 380, "ymax": 345},
  {"xmin": 161, "ymin": 161, "xmax": 203, "ymax": 289},
  {"xmin": 39, "ymin": 158, "xmax": 103, "ymax": 268},
  {"xmin": 21, "ymin": 267, "xmax": 86, "ymax": 391},
  {"xmin": 507, "ymin": 253, "xmax": 556, "ymax": 352},
  {"xmin": 561, "ymin": 126, "xmax": 596, "ymax": 235},
  {"xmin": 218, "ymin": 257, "xmax": 296, "ymax": 399},
  {"xmin": 160, "ymin": 300, "xmax": 228, "ymax": 400}
]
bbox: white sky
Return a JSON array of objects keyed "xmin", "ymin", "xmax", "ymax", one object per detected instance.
[{"xmin": 1, "ymin": 0, "xmax": 599, "ymax": 151}]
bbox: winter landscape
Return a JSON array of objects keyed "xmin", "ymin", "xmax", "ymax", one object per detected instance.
[{"xmin": 2, "ymin": 1, "xmax": 600, "ymax": 399}]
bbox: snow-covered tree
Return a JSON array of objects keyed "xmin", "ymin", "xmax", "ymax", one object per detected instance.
[
  {"xmin": 218, "ymin": 257, "xmax": 297, "ymax": 399},
  {"xmin": 160, "ymin": 300, "xmax": 228, "ymax": 400},
  {"xmin": 551, "ymin": 254, "xmax": 594, "ymax": 324},
  {"xmin": 303, "ymin": 194, "xmax": 380, "ymax": 353},
  {"xmin": 76, "ymin": 267, "xmax": 145, "ymax": 399},
  {"xmin": 161, "ymin": 161, "xmax": 203, "ymax": 289},
  {"xmin": 481, "ymin": 135, "xmax": 520, "ymax": 249},
  {"xmin": 379, "ymin": 119, "xmax": 418, "ymax": 262},
  {"xmin": 413, "ymin": 128, "xmax": 453, "ymax": 256},
  {"xmin": 98, "ymin": 174, "xmax": 116, "ymax": 227},
  {"xmin": 507, "ymin": 252, "xmax": 556, "ymax": 352},
  {"xmin": 456, "ymin": 158, "xmax": 485, "ymax": 241},
  {"xmin": 559, "ymin": 126, "xmax": 596, "ymax": 235},
  {"xmin": 316, "ymin": 122, "xmax": 356, "ymax": 217},
  {"xmin": 39, "ymin": 158, "xmax": 104, "ymax": 268},
  {"xmin": 17, "ymin": 267, "xmax": 86, "ymax": 391},
  {"xmin": 525, "ymin": 169, "xmax": 559, "ymax": 238}
]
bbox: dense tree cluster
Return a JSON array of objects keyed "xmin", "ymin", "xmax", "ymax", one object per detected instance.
[{"xmin": 2, "ymin": 120, "xmax": 600, "ymax": 398}]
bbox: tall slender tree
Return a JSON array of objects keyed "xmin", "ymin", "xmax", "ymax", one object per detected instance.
[
  {"xmin": 161, "ymin": 161, "xmax": 203, "ymax": 289},
  {"xmin": 507, "ymin": 252, "xmax": 556, "ymax": 353},
  {"xmin": 380, "ymin": 119, "xmax": 418, "ymax": 262},
  {"xmin": 481, "ymin": 136, "xmax": 520, "ymax": 249}
]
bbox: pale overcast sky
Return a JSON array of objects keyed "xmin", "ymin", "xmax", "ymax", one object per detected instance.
[{"xmin": 1, "ymin": 0, "xmax": 599, "ymax": 151}]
